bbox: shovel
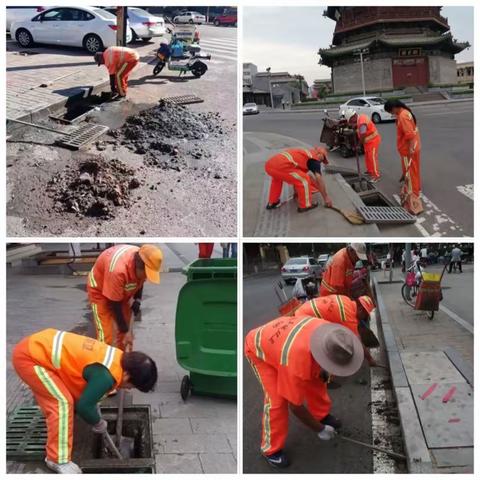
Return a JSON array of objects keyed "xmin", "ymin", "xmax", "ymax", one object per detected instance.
[
  {"xmin": 103, "ymin": 431, "xmax": 123, "ymax": 459},
  {"xmin": 339, "ymin": 434, "xmax": 406, "ymax": 461},
  {"xmin": 328, "ymin": 205, "xmax": 365, "ymax": 225}
]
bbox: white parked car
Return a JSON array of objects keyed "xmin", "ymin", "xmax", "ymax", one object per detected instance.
[
  {"xmin": 338, "ymin": 96, "xmax": 395, "ymax": 123},
  {"xmin": 103, "ymin": 7, "xmax": 165, "ymax": 42},
  {"xmin": 243, "ymin": 102, "xmax": 259, "ymax": 115},
  {"xmin": 281, "ymin": 257, "xmax": 322, "ymax": 285},
  {"xmin": 173, "ymin": 11, "xmax": 206, "ymax": 25},
  {"xmin": 11, "ymin": 6, "xmax": 132, "ymax": 54},
  {"xmin": 6, "ymin": 6, "xmax": 46, "ymax": 32}
]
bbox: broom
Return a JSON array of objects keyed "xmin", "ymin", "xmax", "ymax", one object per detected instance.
[{"xmin": 328, "ymin": 205, "xmax": 364, "ymax": 225}]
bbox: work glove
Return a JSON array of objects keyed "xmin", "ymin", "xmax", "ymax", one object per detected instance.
[
  {"xmin": 131, "ymin": 300, "xmax": 141, "ymax": 315},
  {"xmin": 317, "ymin": 424, "xmax": 336, "ymax": 441},
  {"xmin": 92, "ymin": 418, "xmax": 108, "ymax": 434}
]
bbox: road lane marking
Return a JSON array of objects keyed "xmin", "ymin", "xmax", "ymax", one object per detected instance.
[
  {"xmin": 439, "ymin": 304, "xmax": 473, "ymax": 334},
  {"xmin": 456, "ymin": 184, "xmax": 474, "ymax": 200}
]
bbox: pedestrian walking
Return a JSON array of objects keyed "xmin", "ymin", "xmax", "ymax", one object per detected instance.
[{"xmin": 448, "ymin": 245, "xmax": 463, "ymax": 273}]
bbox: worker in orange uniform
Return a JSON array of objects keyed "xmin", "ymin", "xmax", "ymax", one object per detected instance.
[
  {"xmin": 344, "ymin": 108, "xmax": 381, "ymax": 181},
  {"xmin": 94, "ymin": 46, "xmax": 140, "ymax": 97},
  {"xmin": 87, "ymin": 244, "xmax": 163, "ymax": 351},
  {"xmin": 320, "ymin": 243, "xmax": 367, "ymax": 297},
  {"xmin": 384, "ymin": 99, "xmax": 422, "ymax": 198},
  {"xmin": 265, "ymin": 147, "xmax": 333, "ymax": 213},
  {"xmin": 12, "ymin": 328, "xmax": 158, "ymax": 474},
  {"xmin": 245, "ymin": 317, "xmax": 363, "ymax": 468},
  {"xmin": 294, "ymin": 294, "xmax": 379, "ymax": 364}
]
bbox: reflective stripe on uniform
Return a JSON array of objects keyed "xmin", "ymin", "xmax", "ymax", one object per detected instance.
[
  {"xmin": 321, "ymin": 278, "xmax": 337, "ymax": 293},
  {"xmin": 302, "ymin": 148, "xmax": 313, "ymax": 158},
  {"xmin": 109, "ymin": 245, "xmax": 132, "ymax": 272},
  {"xmin": 289, "ymin": 172, "xmax": 310, "ymax": 208},
  {"xmin": 102, "ymin": 346, "xmax": 115, "ymax": 370},
  {"xmin": 371, "ymin": 146, "xmax": 379, "ymax": 176},
  {"xmin": 254, "ymin": 327, "xmax": 265, "ymax": 360},
  {"xmin": 365, "ymin": 131, "xmax": 378, "ymax": 142},
  {"xmin": 116, "ymin": 62, "xmax": 129, "ymax": 96},
  {"xmin": 34, "ymin": 366, "xmax": 69, "ymax": 464},
  {"xmin": 88, "ymin": 269, "xmax": 97, "ymax": 288},
  {"xmin": 334, "ymin": 296, "xmax": 347, "ymax": 323},
  {"xmin": 280, "ymin": 317, "xmax": 315, "ymax": 366},
  {"xmin": 402, "ymin": 156, "xmax": 412, "ymax": 193},
  {"xmin": 124, "ymin": 283, "xmax": 137, "ymax": 291},
  {"xmin": 91, "ymin": 303, "xmax": 105, "ymax": 343},
  {"xmin": 280, "ymin": 151, "xmax": 298, "ymax": 167},
  {"xmin": 309, "ymin": 299, "xmax": 321, "ymax": 318},
  {"xmin": 51, "ymin": 331, "xmax": 65, "ymax": 369}
]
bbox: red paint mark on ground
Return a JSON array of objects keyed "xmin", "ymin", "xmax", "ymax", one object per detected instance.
[
  {"xmin": 448, "ymin": 418, "xmax": 461, "ymax": 423},
  {"xmin": 442, "ymin": 386, "xmax": 457, "ymax": 403},
  {"xmin": 420, "ymin": 383, "xmax": 438, "ymax": 400}
]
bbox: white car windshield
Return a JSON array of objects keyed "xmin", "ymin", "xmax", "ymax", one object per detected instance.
[
  {"xmin": 244, "ymin": 103, "xmax": 256, "ymax": 107},
  {"xmin": 369, "ymin": 97, "xmax": 386, "ymax": 105},
  {"xmin": 285, "ymin": 258, "xmax": 308, "ymax": 266},
  {"xmin": 94, "ymin": 9, "xmax": 116, "ymax": 20}
]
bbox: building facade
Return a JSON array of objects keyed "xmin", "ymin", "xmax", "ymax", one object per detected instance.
[
  {"xmin": 456, "ymin": 61, "xmax": 474, "ymax": 87},
  {"xmin": 318, "ymin": 7, "xmax": 469, "ymax": 94}
]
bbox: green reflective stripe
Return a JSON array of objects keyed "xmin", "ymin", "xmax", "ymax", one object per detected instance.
[
  {"xmin": 280, "ymin": 317, "xmax": 315, "ymax": 366},
  {"xmin": 310, "ymin": 299, "xmax": 321, "ymax": 318},
  {"xmin": 261, "ymin": 400, "xmax": 272, "ymax": 453},
  {"xmin": 91, "ymin": 303, "xmax": 105, "ymax": 343},
  {"xmin": 34, "ymin": 366, "xmax": 69, "ymax": 464},
  {"xmin": 289, "ymin": 172, "xmax": 310, "ymax": 208},
  {"xmin": 109, "ymin": 246, "xmax": 132, "ymax": 272},
  {"xmin": 51, "ymin": 331, "xmax": 65, "ymax": 369},
  {"xmin": 302, "ymin": 148, "xmax": 312, "ymax": 158},
  {"xmin": 254, "ymin": 327, "xmax": 265, "ymax": 360},
  {"xmin": 321, "ymin": 278, "xmax": 336, "ymax": 293},
  {"xmin": 335, "ymin": 295, "xmax": 347, "ymax": 323},
  {"xmin": 280, "ymin": 151, "xmax": 298, "ymax": 167},
  {"xmin": 116, "ymin": 62, "xmax": 129, "ymax": 96},
  {"xmin": 102, "ymin": 346, "xmax": 115, "ymax": 369},
  {"xmin": 88, "ymin": 269, "xmax": 97, "ymax": 288},
  {"xmin": 124, "ymin": 283, "xmax": 137, "ymax": 291}
]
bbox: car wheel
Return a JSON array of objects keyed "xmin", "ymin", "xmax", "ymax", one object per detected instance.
[
  {"xmin": 214, "ymin": 20, "xmax": 220, "ymax": 26},
  {"xmin": 189, "ymin": 19, "xmax": 194, "ymax": 24},
  {"xmin": 141, "ymin": 37, "xmax": 152, "ymax": 43},
  {"xmin": 372, "ymin": 112, "xmax": 381, "ymax": 124},
  {"xmin": 129, "ymin": 28, "xmax": 137, "ymax": 43},
  {"xmin": 16, "ymin": 28, "xmax": 34, "ymax": 48},
  {"xmin": 83, "ymin": 33, "xmax": 103, "ymax": 54}
]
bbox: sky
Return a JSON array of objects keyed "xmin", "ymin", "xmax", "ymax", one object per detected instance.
[{"xmin": 243, "ymin": 6, "xmax": 474, "ymax": 86}]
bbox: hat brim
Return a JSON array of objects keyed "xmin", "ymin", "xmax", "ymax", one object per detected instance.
[
  {"xmin": 355, "ymin": 251, "xmax": 367, "ymax": 260},
  {"xmin": 310, "ymin": 323, "xmax": 364, "ymax": 377},
  {"xmin": 145, "ymin": 265, "xmax": 160, "ymax": 284}
]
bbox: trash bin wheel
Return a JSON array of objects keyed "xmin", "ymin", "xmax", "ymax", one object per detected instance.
[{"xmin": 180, "ymin": 375, "xmax": 192, "ymax": 401}]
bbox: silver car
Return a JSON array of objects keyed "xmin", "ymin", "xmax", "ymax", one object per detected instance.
[
  {"xmin": 281, "ymin": 257, "xmax": 322, "ymax": 285},
  {"xmin": 243, "ymin": 102, "xmax": 259, "ymax": 115}
]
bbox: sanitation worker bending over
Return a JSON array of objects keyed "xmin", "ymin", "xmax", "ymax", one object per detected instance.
[
  {"xmin": 12, "ymin": 329, "xmax": 158, "ymax": 474},
  {"xmin": 245, "ymin": 317, "xmax": 364, "ymax": 468},
  {"xmin": 87, "ymin": 244, "xmax": 163, "ymax": 351},
  {"xmin": 265, "ymin": 147, "xmax": 333, "ymax": 213}
]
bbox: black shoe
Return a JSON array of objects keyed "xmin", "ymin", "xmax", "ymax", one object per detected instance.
[
  {"xmin": 266, "ymin": 201, "xmax": 281, "ymax": 210},
  {"xmin": 297, "ymin": 202, "xmax": 318, "ymax": 213},
  {"xmin": 321, "ymin": 414, "xmax": 342, "ymax": 429},
  {"xmin": 264, "ymin": 450, "xmax": 290, "ymax": 468}
]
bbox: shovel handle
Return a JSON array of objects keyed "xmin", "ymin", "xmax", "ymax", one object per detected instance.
[{"xmin": 104, "ymin": 431, "xmax": 123, "ymax": 459}]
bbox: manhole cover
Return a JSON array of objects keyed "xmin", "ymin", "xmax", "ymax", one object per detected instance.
[
  {"xmin": 7, "ymin": 406, "xmax": 47, "ymax": 460},
  {"xmin": 357, "ymin": 206, "xmax": 416, "ymax": 224},
  {"xmin": 161, "ymin": 94, "xmax": 204, "ymax": 105},
  {"xmin": 56, "ymin": 124, "xmax": 109, "ymax": 150}
]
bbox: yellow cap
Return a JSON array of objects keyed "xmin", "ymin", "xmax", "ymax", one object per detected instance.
[{"xmin": 138, "ymin": 245, "xmax": 163, "ymax": 284}]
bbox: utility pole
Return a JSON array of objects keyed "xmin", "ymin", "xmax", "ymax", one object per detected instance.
[
  {"xmin": 266, "ymin": 67, "xmax": 274, "ymax": 109},
  {"xmin": 353, "ymin": 48, "xmax": 369, "ymax": 96},
  {"xmin": 116, "ymin": 7, "xmax": 127, "ymax": 46},
  {"xmin": 404, "ymin": 243, "xmax": 412, "ymax": 299}
]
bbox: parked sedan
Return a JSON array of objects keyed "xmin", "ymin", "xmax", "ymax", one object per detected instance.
[
  {"xmin": 103, "ymin": 7, "xmax": 165, "ymax": 42},
  {"xmin": 214, "ymin": 9, "xmax": 237, "ymax": 27},
  {"xmin": 243, "ymin": 102, "xmax": 259, "ymax": 115},
  {"xmin": 338, "ymin": 96, "xmax": 395, "ymax": 123},
  {"xmin": 173, "ymin": 11, "xmax": 206, "ymax": 25},
  {"xmin": 6, "ymin": 6, "xmax": 46, "ymax": 32},
  {"xmin": 281, "ymin": 257, "xmax": 322, "ymax": 285},
  {"xmin": 11, "ymin": 6, "xmax": 132, "ymax": 54}
]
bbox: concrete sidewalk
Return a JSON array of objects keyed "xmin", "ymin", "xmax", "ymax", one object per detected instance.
[
  {"xmin": 373, "ymin": 270, "xmax": 473, "ymax": 473},
  {"xmin": 6, "ymin": 250, "xmax": 236, "ymax": 474}
]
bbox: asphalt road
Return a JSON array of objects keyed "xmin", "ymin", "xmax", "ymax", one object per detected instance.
[
  {"xmin": 243, "ymin": 271, "xmax": 373, "ymax": 473},
  {"xmin": 244, "ymin": 101, "xmax": 473, "ymax": 237}
]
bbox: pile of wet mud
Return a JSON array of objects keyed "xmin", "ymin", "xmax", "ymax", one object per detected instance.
[
  {"xmin": 105, "ymin": 100, "xmax": 228, "ymax": 170},
  {"xmin": 47, "ymin": 156, "xmax": 140, "ymax": 219}
]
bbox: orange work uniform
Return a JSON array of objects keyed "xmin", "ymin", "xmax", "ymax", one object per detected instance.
[
  {"xmin": 320, "ymin": 248, "xmax": 355, "ymax": 297},
  {"xmin": 103, "ymin": 46, "xmax": 140, "ymax": 97},
  {"xmin": 265, "ymin": 148, "xmax": 323, "ymax": 209},
  {"xmin": 245, "ymin": 316, "xmax": 331, "ymax": 455},
  {"xmin": 87, "ymin": 245, "xmax": 144, "ymax": 348},
  {"xmin": 357, "ymin": 114, "xmax": 381, "ymax": 179},
  {"xmin": 396, "ymin": 108, "xmax": 421, "ymax": 196},
  {"xmin": 12, "ymin": 329, "xmax": 123, "ymax": 465},
  {"xmin": 294, "ymin": 295, "xmax": 359, "ymax": 336}
]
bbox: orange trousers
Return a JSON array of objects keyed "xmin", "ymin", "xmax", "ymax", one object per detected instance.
[
  {"xmin": 12, "ymin": 338, "xmax": 74, "ymax": 464},
  {"xmin": 115, "ymin": 60, "xmax": 138, "ymax": 96},
  {"xmin": 246, "ymin": 349, "xmax": 331, "ymax": 455},
  {"xmin": 266, "ymin": 163, "xmax": 317, "ymax": 209},
  {"xmin": 364, "ymin": 136, "xmax": 381, "ymax": 179},
  {"xmin": 400, "ymin": 150, "xmax": 421, "ymax": 196},
  {"xmin": 88, "ymin": 295, "xmax": 132, "ymax": 350}
]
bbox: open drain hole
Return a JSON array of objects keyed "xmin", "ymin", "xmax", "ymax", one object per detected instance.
[
  {"xmin": 359, "ymin": 191, "xmax": 393, "ymax": 207},
  {"xmin": 50, "ymin": 94, "xmax": 107, "ymax": 124}
]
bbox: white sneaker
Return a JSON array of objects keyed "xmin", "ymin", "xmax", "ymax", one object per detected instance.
[{"xmin": 45, "ymin": 458, "xmax": 82, "ymax": 474}]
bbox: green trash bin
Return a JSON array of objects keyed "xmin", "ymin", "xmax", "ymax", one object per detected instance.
[{"xmin": 175, "ymin": 258, "xmax": 237, "ymax": 399}]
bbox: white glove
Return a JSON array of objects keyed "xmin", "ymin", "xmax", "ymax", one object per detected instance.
[
  {"xmin": 92, "ymin": 418, "xmax": 108, "ymax": 434},
  {"xmin": 318, "ymin": 424, "xmax": 336, "ymax": 441}
]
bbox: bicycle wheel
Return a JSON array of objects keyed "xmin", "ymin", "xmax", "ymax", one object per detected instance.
[{"xmin": 401, "ymin": 283, "xmax": 415, "ymax": 308}]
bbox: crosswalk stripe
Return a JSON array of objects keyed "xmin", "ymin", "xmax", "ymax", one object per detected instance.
[
  {"xmin": 202, "ymin": 37, "xmax": 237, "ymax": 45},
  {"xmin": 201, "ymin": 44, "xmax": 237, "ymax": 54}
]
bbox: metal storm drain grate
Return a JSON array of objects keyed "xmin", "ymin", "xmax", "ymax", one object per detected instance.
[
  {"xmin": 56, "ymin": 124, "xmax": 109, "ymax": 150},
  {"xmin": 7, "ymin": 406, "xmax": 47, "ymax": 460},
  {"xmin": 357, "ymin": 206, "xmax": 416, "ymax": 224},
  {"xmin": 162, "ymin": 94, "xmax": 204, "ymax": 105}
]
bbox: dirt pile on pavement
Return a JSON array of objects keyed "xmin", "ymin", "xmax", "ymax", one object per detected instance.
[
  {"xmin": 106, "ymin": 100, "xmax": 228, "ymax": 170},
  {"xmin": 47, "ymin": 156, "xmax": 139, "ymax": 219}
]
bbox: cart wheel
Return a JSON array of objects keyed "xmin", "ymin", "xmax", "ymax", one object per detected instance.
[
  {"xmin": 153, "ymin": 63, "xmax": 164, "ymax": 76},
  {"xmin": 401, "ymin": 283, "xmax": 415, "ymax": 308},
  {"xmin": 180, "ymin": 375, "xmax": 191, "ymax": 401},
  {"xmin": 427, "ymin": 311, "xmax": 435, "ymax": 320}
]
